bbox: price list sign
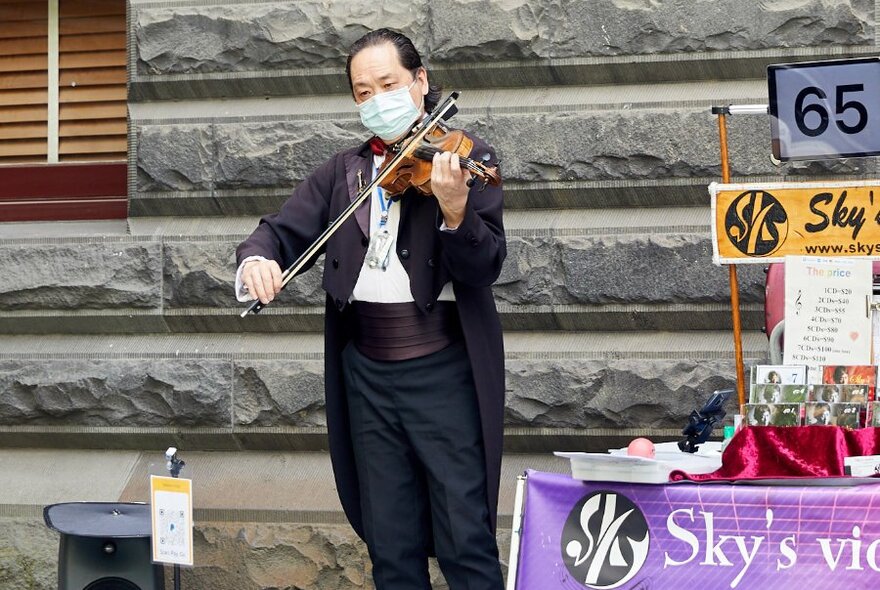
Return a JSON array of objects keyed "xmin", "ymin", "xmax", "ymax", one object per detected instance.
[
  {"xmin": 784, "ymin": 256, "xmax": 873, "ymax": 365},
  {"xmin": 151, "ymin": 475, "xmax": 194, "ymax": 566},
  {"xmin": 769, "ymin": 57, "xmax": 880, "ymax": 161}
]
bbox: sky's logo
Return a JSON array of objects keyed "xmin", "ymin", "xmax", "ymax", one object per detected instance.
[
  {"xmin": 561, "ymin": 491, "xmax": 650, "ymax": 589},
  {"xmin": 725, "ymin": 190, "xmax": 789, "ymax": 256}
]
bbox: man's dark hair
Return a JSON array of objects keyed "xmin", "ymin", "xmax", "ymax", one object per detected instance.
[{"xmin": 346, "ymin": 28, "xmax": 442, "ymax": 113}]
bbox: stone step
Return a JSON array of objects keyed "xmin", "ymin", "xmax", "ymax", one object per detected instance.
[
  {"xmin": 0, "ymin": 447, "xmax": 576, "ymax": 588},
  {"xmin": 128, "ymin": 0, "xmax": 874, "ymax": 100},
  {"xmin": 0, "ymin": 209, "xmax": 768, "ymax": 334},
  {"xmin": 0, "ymin": 303, "xmax": 765, "ymax": 334},
  {"xmin": 0, "ymin": 303, "xmax": 765, "ymax": 335},
  {"xmin": 130, "ymin": 79, "xmax": 774, "ymax": 121},
  {"xmin": 130, "ymin": 173, "xmax": 880, "ymax": 217},
  {"xmin": 0, "ymin": 207, "xmax": 731, "ymax": 237},
  {"xmin": 0, "ymin": 328, "xmax": 769, "ymax": 357},
  {"xmin": 0, "ymin": 330, "xmax": 766, "ymax": 450},
  {"xmin": 0, "ymin": 424, "xmax": 692, "ymax": 454},
  {"xmin": 0, "ymin": 448, "xmax": 567, "ymax": 522},
  {"xmin": 129, "ymin": 79, "xmax": 879, "ymax": 217}
]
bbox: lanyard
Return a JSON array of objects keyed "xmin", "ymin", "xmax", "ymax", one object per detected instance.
[
  {"xmin": 364, "ymin": 164, "xmax": 395, "ymax": 271},
  {"xmin": 375, "ymin": 165, "xmax": 392, "ymax": 230}
]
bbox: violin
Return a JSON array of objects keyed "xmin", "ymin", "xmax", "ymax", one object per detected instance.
[{"xmin": 379, "ymin": 124, "xmax": 501, "ymax": 197}]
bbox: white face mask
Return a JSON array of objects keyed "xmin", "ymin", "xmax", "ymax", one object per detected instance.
[{"xmin": 357, "ymin": 79, "xmax": 423, "ymax": 141}]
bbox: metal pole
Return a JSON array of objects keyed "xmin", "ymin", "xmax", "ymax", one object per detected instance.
[
  {"xmin": 505, "ymin": 475, "xmax": 527, "ymax": 590},
  {"xmin": 167, "ymin": 450, "xmax": 185, "ymax": 590},
  {"xmin": 713, "ymin": 107, "xmax": 747, "ymax": 408}
]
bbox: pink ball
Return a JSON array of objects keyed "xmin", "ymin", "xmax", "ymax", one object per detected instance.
[{"xmin": 627, "ymin": 437, "xmax": 655, "ymax": 459}]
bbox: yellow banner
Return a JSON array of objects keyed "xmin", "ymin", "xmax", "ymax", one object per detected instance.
[{"xmin": 711, "ymin": 181, "xmax": 880, "ymax": 264}]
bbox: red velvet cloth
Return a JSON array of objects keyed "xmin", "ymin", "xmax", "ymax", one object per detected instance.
[{"xmin": 670, "ymin": 426, "xmax": 880, "ymax": 482}]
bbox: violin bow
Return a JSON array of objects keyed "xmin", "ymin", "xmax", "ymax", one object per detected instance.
[{"xmin": 240, "ymin": 91, "xmax": 461, "ymax": 317}]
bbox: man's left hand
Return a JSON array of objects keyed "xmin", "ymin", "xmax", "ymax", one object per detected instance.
[{"xmin": 431, "ymin": 151, "xmax": 469, "ymax": 229}]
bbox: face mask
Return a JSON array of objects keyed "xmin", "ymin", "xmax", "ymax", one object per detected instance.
[{"xmin": 357, "ymin": 80, "xmax": 423, "ymax": 142}]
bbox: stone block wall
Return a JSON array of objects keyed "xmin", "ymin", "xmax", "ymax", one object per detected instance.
[{"xmin": 1, "ymin": 0, "xmax": 877, "ymax": 587}]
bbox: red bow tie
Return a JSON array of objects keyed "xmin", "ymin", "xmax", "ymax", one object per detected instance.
[{"xmin": 369, "ymin": 137, "xmax": 387, "ymax": 156}]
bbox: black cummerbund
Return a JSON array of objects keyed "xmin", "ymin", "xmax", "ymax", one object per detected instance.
[{"xmin": 350, "ymin": 301, "xmax": 463, "ymax": 362}]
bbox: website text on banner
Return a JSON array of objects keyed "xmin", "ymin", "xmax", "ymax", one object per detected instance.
[
  {"xmin": 711, "ymin": 181, "xmax": 880, "ymax": 264},
  {"xmin": 513, "ymin": 470, "xmax": 880, "ymax": 590}
]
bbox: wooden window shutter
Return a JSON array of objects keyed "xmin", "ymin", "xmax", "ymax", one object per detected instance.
[
  {"xmin": 59, "ymin": 0, "xmax": 126, "ymax": 161},
  {"xmin": 0, "ymin": 0, "xmax": 127, "ymax": 222},
  {"xmin": 0, "ymin": 0, "xmax": 49, "ymax": 164}
]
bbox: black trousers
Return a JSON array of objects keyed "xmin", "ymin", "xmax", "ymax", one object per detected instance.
[{"xmin": 341, "ymin": 340, "xmax": 504, "ymax": 590}]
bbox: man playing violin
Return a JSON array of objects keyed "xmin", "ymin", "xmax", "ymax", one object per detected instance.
[{"xmin": 235, "ymin": 28, "xmax": 506, "ymax": 590}]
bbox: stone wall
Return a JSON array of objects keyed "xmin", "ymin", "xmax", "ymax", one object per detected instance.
[
  {"xmin": 131, "ymin": 110, "xmax": 876, "ymax": 216},
  {"xmin": 133, "ymin": 0, "xmax": 873, "ymax": 75},
  {"xmin": 1, "ymin": 0, "xmax": 877, "ymax": 588},
  {"xmin": 0, "ymin": 233, "xmax": 767, "ymax": 317},
  {"xmin": 0, "ymin": 355, "xmax": 739, "ymax": 431}
]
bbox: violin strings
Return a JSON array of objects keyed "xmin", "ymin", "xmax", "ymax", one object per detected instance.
[{"xmin": 413, "ymin": 144, "xmax": 492, "ymax": 179}]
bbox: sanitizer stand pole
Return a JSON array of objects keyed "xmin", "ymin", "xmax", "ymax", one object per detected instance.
[{"xmin": 713, "ymin": 106, "xmax": 747, "ymax": 408}]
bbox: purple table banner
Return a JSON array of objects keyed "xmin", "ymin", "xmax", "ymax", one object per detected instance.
[{"xmin": 515, "ymin": 470, "xmax": 880, "ymax": 590}]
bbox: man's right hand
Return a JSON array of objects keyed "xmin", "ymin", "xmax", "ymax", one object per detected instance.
[{"xmin": 242, "ymin": 259, "xmax": 283, "ymax": 304}]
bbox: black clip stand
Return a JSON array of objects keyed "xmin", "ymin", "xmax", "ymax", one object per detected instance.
[{"xmin": 678, "ymin": 389, "xmax": 734, "ymax": 453}]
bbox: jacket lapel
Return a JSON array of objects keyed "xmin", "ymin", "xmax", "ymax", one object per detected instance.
[{"xmin": 344, "ymin": 148, "xmax": 372, "ymax": 238}]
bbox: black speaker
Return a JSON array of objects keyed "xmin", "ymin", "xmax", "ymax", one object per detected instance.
[{"xmin": 44, "ymin": 502, "xmax": 165, "ymax": 590}]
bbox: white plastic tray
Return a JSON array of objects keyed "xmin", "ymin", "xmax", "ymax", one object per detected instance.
[{"xmin": 555, "ymin": 442, "xmax": 723, "ymax": 484}]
